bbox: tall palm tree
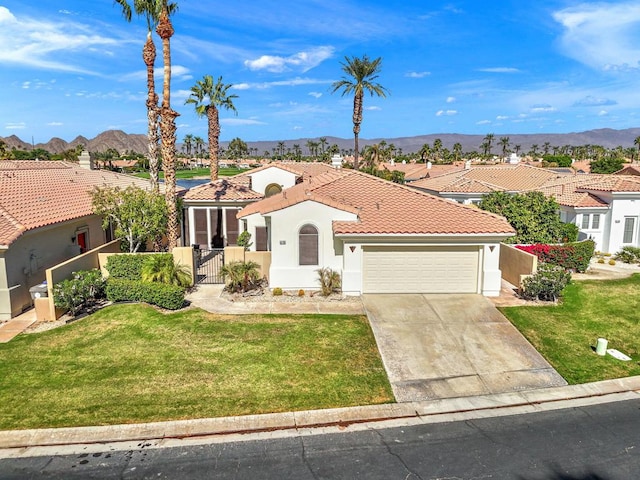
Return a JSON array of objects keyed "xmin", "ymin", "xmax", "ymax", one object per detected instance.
[
  {"xmin": 482, "ymin": 133, "xmax": 495, "ymax": 157},
  {"xmin": 331, "ymin": 55, "xmax": 389, "ymax": 170},
  {"xmin": 156, "ymin": 1, "xmax": 180, "ymax": 249},
  {"xmin": 193, "ymin": 136, "xmax": 204, "ymax": 158},
  {"xmin": 114, "ymin": 0, "xmax": 176, "ymax": 193},
  {"xmin": 634, "ymin": 136, "xmax": 640, "ymax": 163},
  {"xmin": 452, "ymin": 142, "xmax": 463, "ymax": 162},
  {"xmin": 183, "ymin": 133, "xmax": 194, "ymax": 157},
  {"xmin": 498, "ymin": 136, "xmax": 510, "ymax": 162},
  {"xmin": 185, "ymin": 75, "xmax": 238, "ymax": 181}
]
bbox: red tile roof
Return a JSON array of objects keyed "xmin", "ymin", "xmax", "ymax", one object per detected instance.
[
  {"xmin": 239, "ymin": 169, "xmax": 514, "ymax": 236},
  {"xmin": 183, "ymin": 176, "xmax": 262, "ymax": 201},
  {"xmin": 615, "ymin": 165, "xmax": 640, "ymax": 176},
  {"xmin": 0, "ymin": 161, "xmax": 175, "ymax": 247}
]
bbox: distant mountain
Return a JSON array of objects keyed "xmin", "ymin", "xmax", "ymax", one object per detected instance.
[{"xmin": 2, "ymin": 128, "xmax": 640, "ymax": 156}]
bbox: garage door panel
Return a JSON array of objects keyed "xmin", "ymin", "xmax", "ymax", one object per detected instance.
[{"xmin": 363, "ymin": 246, "xmax": 479, "ymax": 294}]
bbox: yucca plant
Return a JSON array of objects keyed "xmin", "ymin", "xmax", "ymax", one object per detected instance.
[
  {"xmin": 317, "ymin": 267, "xmax": 341, "ymax": 297},
  {"xmin": 141, "ymin": 254, "xmax": 192, "ymax": 287}
]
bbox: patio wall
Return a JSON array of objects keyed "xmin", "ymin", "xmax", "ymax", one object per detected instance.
[
  {"xmin": 499, "ymin": 243, "xmax": 538, "ymax": 287},
  {"xmin": 224, "ymin": 247, "xmax": 271, "ymax": 281}
]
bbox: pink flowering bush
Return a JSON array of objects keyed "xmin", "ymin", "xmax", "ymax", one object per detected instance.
[{"xmin": 516, "ymin": 240, "xmax": 595, "ymax": 273}]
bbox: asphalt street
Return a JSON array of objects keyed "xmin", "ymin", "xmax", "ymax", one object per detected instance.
[{"xmin": 1, "ymin": 398, "xmax": 639, "ymax": 479}]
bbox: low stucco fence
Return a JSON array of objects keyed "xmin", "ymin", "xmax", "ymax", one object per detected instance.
[
  {"xmin": 40, "ymin": 244, "xmax": 195, "ymax": 321},
  {"xmin": 499, "ymin": 243, "xmax": 538, "ymax": 288},
  {"xmin": 224, "ymin": 247, "xmax": 271, "ymax": 282}
]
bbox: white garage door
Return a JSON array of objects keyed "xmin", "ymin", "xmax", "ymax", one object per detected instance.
[{"xmin": 362, "ymin": 246, "xmax": 480, "ymax": 294}]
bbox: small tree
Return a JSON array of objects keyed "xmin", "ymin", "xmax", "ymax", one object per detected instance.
[
  {"xmin": 317, "ymin": 267, "xmax": 341, "ymax": 296},
  {"xmin": 220, "ymin": 260, "xmax": 261, "ymax": 293},
  {"xmin": 141, "ymin": 254, "xmax": 192, "ymax": 287},
  {"xmin": 92, "ymin": 186, "xmax": 168, "ymax": 253},
  {"xmin": 521, "ymin": 263, "xmax": 571, "ymax": 302}
]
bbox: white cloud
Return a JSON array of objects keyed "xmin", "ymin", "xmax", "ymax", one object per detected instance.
[
  {"xmin": 5, "ymin": 122, "xmax": 26, "ymax": 130},
  {"xmin": 366, "ymin": 106, "xmax": 382, "ymax": 111},
  {"xmin": 244, "ymin": 46, "xmax": 334, "ymax": 73},
  {"xmin": 405, "ymin": 71, "xmax": 431, "ymax": 78},
  {"xmin": 477, "ymin": 67, "xmax": 521, "ymax": 73},
  {"xmin": 46, "ymin": 122, "xmax": 63, "ymax": 126},
  {"xmin": 573, "ymin": 95, "xmax": 617, "ymax": 107},
  {"xmin": 222, "ymin": 118, "xmax": 266, "ymax": 126},
  {"xmin": 598, "ymin": 110, "xmax": 608, "ymax": 116},
  {"xmin": 234, "ymin": 77, "xmax": 332, "ymax": 90},
  {"xmin": 0, "ymin": 6, "xmax": 124, "ymax": 74},
  {"xmin": 446, "ymin": 96, "xmax": 456, "ymax": 103},
  {"xmin": 120, "ymin": 65, "xmax": 192, "ymax": 83},
  {"xmin": 308, "ymin": 92, "xmax": 322, "ymax": 99},
  {"xmin": 476, "ymin": 120, "xmax": 491, "ymax": 125},
  {"xmin": 436, "ymin": 109, "xmax": 457, "ymax": 116},
  {"xmin": 496, "ymin": 115, "xmax": 509, "ymax": 120},
  {"xmin": 553, "ymin": 2, "xmax": 640, "ymax": 71},
  {"xmin": 530, "ymin": 104, "xmax": 556, "ymax": 113}
]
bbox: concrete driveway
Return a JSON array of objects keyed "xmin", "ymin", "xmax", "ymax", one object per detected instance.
[{"xmin": 363, "ymin": 294, "xmax": 567, "ymax": 402}]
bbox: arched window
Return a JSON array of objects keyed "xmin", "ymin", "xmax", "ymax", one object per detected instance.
[
  {"xmin": 265, "ymin": 183, "xmax": 282, "ymax": 198},
  {"xmin": 298, "ymin": 224, "xmax": 318, "ymax": 265}
]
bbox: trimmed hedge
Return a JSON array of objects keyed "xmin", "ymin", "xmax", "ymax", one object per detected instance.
[
  {"xmin": 516, "ymin": 240, "xmax": 595, "ymax": 273},
  {"xmin": 105, "ymin": 278, "xmax": 185, "ymax": 310},
  {"xmin": 105, "ymin": 253, "xmax": 174, "ymax": 280}
]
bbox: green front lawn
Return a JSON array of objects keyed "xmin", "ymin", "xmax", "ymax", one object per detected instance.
[
  {"xmin": 0, "ymin": 305, "xmax": 393, "ymax": 430},
  {"xmin": 500, "ymin": 274, "xmax": 640, "ymax": 384},
  {"xmin": 135, "ymin": 166, "xmax": 243, "ymax": 180}
]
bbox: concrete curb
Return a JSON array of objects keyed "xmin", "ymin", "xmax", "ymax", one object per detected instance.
[{"xmin": 1, "ymin": 377, "xmax": 639, "ymax": 450}]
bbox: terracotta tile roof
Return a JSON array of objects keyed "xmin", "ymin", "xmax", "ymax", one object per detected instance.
[
  {"xmin": 577, "ymin": 175, "xmax": 640, "ymax": 193},
  {"xmin": 183, "ymin": 175, "xmax": 262, "ymax": 201},
  {"xmin": 0, "ymin": 161, "xmax": 174, "ymax": 247},
  {"xmin": 239, "ymin": 169, "xmax": 514, "ymax": 236},
  {"xmin": 247, "ymin": 161, "xmax": 334, "ymax": 180},
  {"xmin": 410, "ymin": 164, "xmax": 564, "ymax": 193},
  {"xmin": 615, "ymin": 165, "xmax": 640, "ymax": 176}
]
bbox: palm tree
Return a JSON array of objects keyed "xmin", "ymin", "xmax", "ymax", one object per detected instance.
[
  {"xmin": 482, "ymin": 133, "xmax": 495, "ymax": 157},
  {"xmin": 498, "ymin": 136, "xmax": 510, "ymax": 162},
  {"xmin": 114, "ymin": 0, "xmax": 177, "ymax": 193},
  {"xmin": 155, "ymin": 1, "xmax": 180, "ymax": 249},
  {"xmin": 193, "ymin": 136, "xmax": 204, "ymax": 158},
  {"xmin": 452, "ymin": 142, "xmax": 463, "ymax": 162},
  {"xmin": 634, "ymin": 136, "xmax": 640, "ymax": 163},
  {"xmin": 319, "ymin": 137, "xmax": 328, "ymax": 159},
  {"xmin": 183, "ymin": 133, "xmax": 193, "ymax": 157},
  {"xmin": 530, "ymin": 144, "xmax": 539, "ymax": 159},
  {"xmin": 185, "ymin": 75, "xmax": 238, "ymax": 181},
  {"xmin": 331, "ymin": 55, "xmax": 389, "ymax": 170},
  {"xmin": 433, "ymin": 138, "xmax": 443, "ymax": 163}
]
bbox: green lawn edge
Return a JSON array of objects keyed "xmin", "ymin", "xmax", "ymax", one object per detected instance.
[
  {"xmin": 499, "ymin": 274, "xmax": 640, "ymax": 384},
  {"xmin": 0, "ymin": 305, "xmax": 393, "ymax": 430}
]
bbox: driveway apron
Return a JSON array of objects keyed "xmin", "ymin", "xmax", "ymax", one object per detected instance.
[{"xmin": 363, "ymin": 294, "xmax": 567, "ymax": 402}]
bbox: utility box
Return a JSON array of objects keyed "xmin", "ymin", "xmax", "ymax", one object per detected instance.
[{"xmin": 29, "ymin": 282, "xmax": 48, "ymax": 300}]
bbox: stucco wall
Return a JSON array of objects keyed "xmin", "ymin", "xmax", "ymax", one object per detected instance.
[
  {"xmin": 248, "ymin": 167, "xmax": 297, "ymax": 196},
  {"xmin": 224, "ymin": 246, "xmax": 271, "ymax": 281},
  {"xmin": 266, "ymin": 201, "xmax": 357, "ymax": 291},
  {"xmin": 607, "ymin": 196, "xmax": 640, "ymax": 253},
  {"xmin": 499, "ymin": 243, "xmax": 537, "ymax": 287},
  {"xmin": 0, "ymin": 215, "xmax": 106, "ymax": 320}
]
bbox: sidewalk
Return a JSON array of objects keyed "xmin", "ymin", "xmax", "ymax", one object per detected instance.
[
  {"xmin": 1, "ymin": 376, "xmax": 638, "ymax": 453},
  {"xmin": 0, "ymin": 309, "xmax": 36, "ymax": 343}
]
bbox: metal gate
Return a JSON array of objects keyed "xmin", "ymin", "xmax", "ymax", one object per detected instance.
[{"xmin": 195, "ymin": 248, "xmax": 225, "ymax": 284}]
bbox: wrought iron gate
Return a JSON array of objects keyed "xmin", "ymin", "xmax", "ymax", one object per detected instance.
[{"xmin": 195, "ymin": 248, "xmax": 225, "ymax": 284}]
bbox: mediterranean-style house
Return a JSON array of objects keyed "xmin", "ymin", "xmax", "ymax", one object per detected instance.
[
  {"xmin": 410, "ymin": 163, "xmax": 640, "ymax": 254},
  {"xmin": 236, "ymin": 168, "xmax": 515, "ymax": 296},
  {"xmin": 0, "ymin": 157, "xmax": 172, "ymax": 320}
]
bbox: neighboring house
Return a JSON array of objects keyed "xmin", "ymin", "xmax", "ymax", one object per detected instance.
[
  {"xmin": 616, "ymin": 165, "xmax": 640, "ymax": 176},
  {"xmin": 410, "ymin": 163, "xmax": 640, "ymax": 254},
  {"xmin": 237, "ymin": 169, "xmax": 515, "ymax": 296},
  {"xmin": 378, "ymin": 161, "xmax": 464, "ymax": 183},
  {"xmin": 182, "ymin": 162, "xmax": 334, "ymax": 251},
  {"xmin": 0, "ymin": 158, "xmax": 172, "ymax": 320}
]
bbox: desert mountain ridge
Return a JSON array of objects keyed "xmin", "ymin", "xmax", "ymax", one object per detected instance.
[{"xmin": 2, "ymin": 128, "xmax": 640, "ymax": 156}]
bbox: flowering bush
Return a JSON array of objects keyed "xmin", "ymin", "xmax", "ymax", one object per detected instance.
[{"xmin": 516, "ymin": 240, "xmax": 595, "ymax": 273}]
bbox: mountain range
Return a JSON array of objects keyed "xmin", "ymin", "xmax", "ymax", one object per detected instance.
[{"xmin": 2, "ymin": 128, "xmax": 640, "ymax": 156}]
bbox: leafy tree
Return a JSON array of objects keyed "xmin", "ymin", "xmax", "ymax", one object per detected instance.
[
  {"xmin": 479, "ymin": 191, "xmax": 568, "ymax": 244},
  {"xmin": 227, "ymin": 137, "xmax": 248, "ymax": 159},
  {"xmin": 331, "ymin": 54, "xmax": 389, "ymax": 170},
  {"xmin": 185, "ymin": 75, "xmax": 238, "ymax": 181},
  {"xmin": 91, "ymin": 185, "xmax": 168, "ymax": 253},
  {"xmin": 590, "ymin": 156, "xmax": 625, "ymax": 174},
  {"xmin": 542, "ymin": 154, "xmax": 572, "ymax": 167}
]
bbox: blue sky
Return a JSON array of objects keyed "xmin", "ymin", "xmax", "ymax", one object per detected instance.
[{"xmin": 1, "ymin": 1, "xmax": 640, "ymax": 144}]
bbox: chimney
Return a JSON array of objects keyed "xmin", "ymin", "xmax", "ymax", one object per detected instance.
[
  {"xmin": 78, "ymin": 150, "xmax": 94, "ymax": 170},
  {"xmin": 427, "ymin": 161, "xmax": 432, "ymax": 169},
  {"xmin": 464, "ymin": 160, "xmax": 471, "ymax": 170}
]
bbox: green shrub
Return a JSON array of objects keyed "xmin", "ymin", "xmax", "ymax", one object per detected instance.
[
  {"xmin": 220, "ymin": 261, "xmax": 261, "ymax": 293},
  {"xmin": 272, "ymin": 287, "xmax": 283, "ymax": 296},
  {"xmin": 317, "ymin": 267, "xmax": 342, "ymax": 297},
  {"xmin": 104, "ymin": 254, "xmax": 149, "ymax": 280},
  {"xmin": 609, "ymin": 259, "xmax": 616, "ymax": 266},
  {"xmin": 521, "ymin": 263, "xmax": 572, "ymax": 302},
  {"xmin": 614, "ymin": 246, "xmax": 640, "ymax": 264},
  {"xmin": 597, "ymin": 258, "xmax": 605, "ymax": 264},
  {"xmin": 105, "ymin": 278, "xmax": 185, "ymax": 310},
  {"xmin": 53, "ymin": 269, "xmax": 106, "ymax": 316},
  {"xmin": 560, "ymin": 223, "xmax": 579, "ymax": 243},
  {"xmin": 141, "ymin": 254, "xmax": 191, "ymax": 287}
]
